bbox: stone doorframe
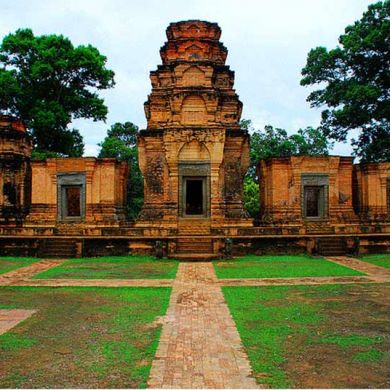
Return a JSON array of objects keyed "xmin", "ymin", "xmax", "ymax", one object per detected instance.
[
  {"xmin": 178, "ymin": 162, "xmax": 210, "ymax": 218},
  {"xmin": 301, "ymin": 174, "xmax": 329, "ymax": 220},
  {"xmin": 57, "ymin": 173, "xmax": 86, "ymax": 222}
]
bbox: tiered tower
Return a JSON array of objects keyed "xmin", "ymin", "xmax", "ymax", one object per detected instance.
[
  {"xmin": 137, "ymin": 20, "xmax": 252, "ymax": 234},
  {"xmin": 0, "ymin": 116, "xmax": 32, "ymax": 224}
]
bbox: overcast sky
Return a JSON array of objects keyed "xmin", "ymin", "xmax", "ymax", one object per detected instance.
[{"xmin": 1, "ymin": 0, "xmax": 374, "ymax": 156}]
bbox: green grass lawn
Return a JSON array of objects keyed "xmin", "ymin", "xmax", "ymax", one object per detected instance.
[
  {"xmin": 33, "ymin": 256, "xmax": 178, "ymax": 279},
  {"xmin": 0, "ymin": 286, "xmax": 171, "ymax": 388},
  {"xmin": 223, "ymin": 284, "xmax": 390, "ymax": 388},
  {"xmin": 359, "ymin": 254, "xmax": 390, "ymax": 269},
  {"xmin": 214, "ymin": 255, "xmax": 364, "ymax": 278},
  {"xmin": 0, "ymin": 257, "xmax": 40, "ymax": 275}
]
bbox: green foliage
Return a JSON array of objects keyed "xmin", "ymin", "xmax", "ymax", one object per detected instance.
[
  {"xmin": 243, "ymin": 176, "xmax": 260, "ymax": 219},
  {"xmin": 301, "ymin": 1, "xmax": 390, "ymax": 162},
  {"xmin": 0, "ymin": 28, "xmax": 115, "ymax": 156},
  {"xmin": 98, "ymin": 122, "xmax": 144, "ymax": 219},
  {"xmin": 242, "ymin": 120, "xmax": 332, "ymax": 179},
  {"xmin": 214, "ymin": 255, "xmax": 363, "ymax": 279},
  {"xmin": 241, "ymin": 119, "xmax": 332, "ymax": 217}
]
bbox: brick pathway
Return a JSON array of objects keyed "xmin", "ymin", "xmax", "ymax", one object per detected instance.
[
  {"xmin": 0, "ymin": 309, "xmax": 37, "ymax": 335},
  {"xmin": 147, "ymin": 262, "xmax": 260, "ymax": 389},
  {"xmin": 0, "ymin": 260, "xmax": 66, "ymax": 285},
  {"xmin": 0, "ymin": 256, "xmax": 389, "ymax": 389},
  {"xmin": 326, "ymin": 256, "xmax": 390, "ymax": 281},
  {"xmin": 11, "ymin": 278, "xmax": 174, "ymax": 287},
  {"xmin": 219, "ymin": 275, "xmax": 379, "ymax": 286}
]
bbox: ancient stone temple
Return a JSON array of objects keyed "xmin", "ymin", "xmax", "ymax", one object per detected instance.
[
  {"xmin": 0, "ymin": 20, "xmax": 388, "ymax": 258},
  {"xmin": 0, "ymin": 116, "xmax": 31, "ymax": 225},
  {"xmin": 137, "ymin": 20, "xmax": 251, "ymax": 236}
]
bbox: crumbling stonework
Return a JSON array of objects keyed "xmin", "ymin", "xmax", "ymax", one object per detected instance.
[
  {"xmin": 258, "ymin": 156, "xmax": 357, "ymax": 225},
  {"xmin": 137, "ymin": 20, "xmax": 252, "ymax": 234},
  {"xmin": 26, "ymin": 157, "xmax": 128, "ymax": 226},
  {"xmin": 0, "ymin": 116, "xmax": 32, "ymax": 225},
  {"xmin": 354, "ymin": 162, "xmax": 390, "ymax": 222}
]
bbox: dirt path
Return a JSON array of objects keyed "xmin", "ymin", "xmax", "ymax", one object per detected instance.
[
  {"xmin": 0, "ymin": 260, "xmax": 66, "ymax": 285},
  {"xmin": 0, "ymin": 309, "xmax": 37, "ymax": 335},
  {"xmin": 218, "ymin": 275, "xmax": 383, "ymax": 286},
  {"xmin": 326, "ymin": 256, "xmax": 390, "ymax": 280},
  {"xmin": 10, "ymin": 278, "xmax": 174, "ymax": 287},
  {"xmin": 147, "ymin": 262, "xmax": 260, "ymax": 389}
]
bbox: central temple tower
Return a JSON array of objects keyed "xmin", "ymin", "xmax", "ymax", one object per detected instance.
[{"xmin": 137, "ymin": 20, "xmax": 252, "ymax": 234}]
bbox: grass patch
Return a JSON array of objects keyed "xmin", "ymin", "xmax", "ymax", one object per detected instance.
[
  {"xmin": 0, "ymin": 333, "xmax": 37, "ymax": 351},
  {"xmin": 223, "ymin": 283, "xmax": 390, "ymax": 388},
  {"xmin": 311, "ymin": 334, "xmax": 383, "ymax": 349},
  {"xmin": 0, "ymin": 257, "xmax": 40, "ymax": 275},
  {"xmin": 359, "ymin": 254, "xmax": 390, "ymax": 269},
  {"xmin": 215, "ymin": 255, "xmax": 364, "ymax": 278},
  {"xmin": 352, "ymin": 349, "xmax": 389, "ymax": 363},
  {"xmin": 33, "ymin": 255, "xmax": 178, "ymax": 279},
  {"xmin": 0, "ymin": 286, "xmax": 171, "ymax": 388}
]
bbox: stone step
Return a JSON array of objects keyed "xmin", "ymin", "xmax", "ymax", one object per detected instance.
[
  {"xmin": 39, "ymin": 240, "xmax": 77, "ymax": 258},
  {"xmin": 176, "ymin": 237, "xmax": 213, "ymax": 254},
  {"xmin": 317, "ymin": 237, "xmax": 346, "ymax": 256},
  {"xmin": 178, "ymin": 219, "xmax": 211, "ymax": 235},
  {"xmin": 169, "ymin": 253, "xmax": 219, "ymax": 261}
]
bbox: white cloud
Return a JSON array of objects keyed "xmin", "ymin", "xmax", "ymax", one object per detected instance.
[{"xmin": 0, "ymin": 0, "xmax": 374, "ymax": 156}]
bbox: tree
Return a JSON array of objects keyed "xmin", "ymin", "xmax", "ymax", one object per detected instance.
[
  {"xmin": 0, "ymin": 28, "xmax": 115, "ymax": 156},
  {"xmin": 98, "ymin": 122, "xmax": 144, "ymax": 219},
  {"xmin": 243, "ymin": 176, "xmax": 260, "ymax": 219},
  {"xmin": 241, "ymin": 120, "xmax": 332, "ymax": 179},
  {"xmin": 301, "ymin": 1, "xmax": 390, "ymax": 162}
]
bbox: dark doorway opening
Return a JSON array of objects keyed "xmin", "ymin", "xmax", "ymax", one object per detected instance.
[
  {"xmin": 304, "ymin": 186, "xmax": 324, "ymax": 218},
  {"xmin": 185, "ymin": 179, "xmax": 203, "ymax": 215},
  {"xmin": 64, "ymin": 186, "xmax": 81, "ymax": 217}
]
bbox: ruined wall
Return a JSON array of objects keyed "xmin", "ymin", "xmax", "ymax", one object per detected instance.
[
  {"xmin": 0, "ymin": 116, "xmax": 32, "ymax": 225},
  {"xmin": 258, "ymin": 156, "xmax": 356, "ymax": 225},
  {"xmin": 27, "ymin": 158, "xmax": 128, "ymax": 225},
  {"xmin": 354, "ymin": 162, "xmax": 390, "ymax": 221}
]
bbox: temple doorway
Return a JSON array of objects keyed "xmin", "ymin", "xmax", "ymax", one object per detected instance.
[
  {"xmin": 185, "ymin": 178, "xmax": 203, "ymax": 215},
  {"xmin": 304, "ymin": 185, "xmax": 325, "ymax": 218},
  {"xmin": 57, "ymin": 173, "xmax": 85, "ymax": 222},
  {"xmin": 181, "ymin": 176, "xmax": 209, "ymax": 218}
]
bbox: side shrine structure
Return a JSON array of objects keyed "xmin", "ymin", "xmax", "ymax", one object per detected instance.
[{"xmin": 0, "ymin": 20, "xmax": 389, "ymax": 259}]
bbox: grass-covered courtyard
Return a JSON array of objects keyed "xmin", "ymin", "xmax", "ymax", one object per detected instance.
[
  {"xmin": 0, "ymin": 254, "xmax": 388, "ymax": 388},
  {"xmin": 32, "ymin": 256, "xmax": 179, "ymax": 279},
  {"xmin": 0, "ymin": 286, "xmax": 171, "ymax": 388},
  {"xmin": 223, "ymin": 283, "xmax": 390, "ymax": 388},
  {"xmin": 214, "ymin": 254, "xmax": 365, "ymax": 278}
]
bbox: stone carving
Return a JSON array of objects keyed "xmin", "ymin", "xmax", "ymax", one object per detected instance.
[
  {"xmin": 154, "ymin": 240, "xmax": 163, "ymax": 258},
  {"xmin": 137, "ymin": 20, "xmax": 252, "ymax": 231},
  {"xmin": 146, "ymin": 156, "xmax": 164, "ymax": 194},
  {"xmin": 224, "ymin": 160, "xmax": 242, "ymax": 200},
  {"xmin": 339, "ymin": 192, "xmax": 349, "ymax": 204}
]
